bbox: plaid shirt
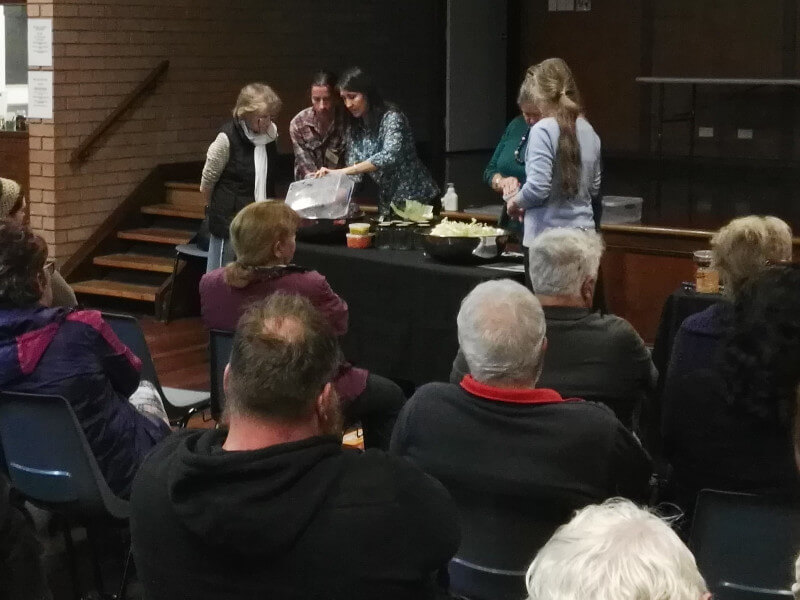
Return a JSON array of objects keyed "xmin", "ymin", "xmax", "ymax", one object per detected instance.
[{"xmin": 289, "ymin": 107, "xmax": 346, "ymax": 180}]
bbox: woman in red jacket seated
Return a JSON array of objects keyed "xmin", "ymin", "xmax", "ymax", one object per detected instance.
[{"xmin": 199, "ymin": 201, "xmax": 405, "ymax": 449}]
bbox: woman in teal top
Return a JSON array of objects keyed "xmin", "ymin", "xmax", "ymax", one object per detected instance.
[
  {"xmin": 485, "ymin": 81, "xmax": 540, "ymax": 230},
  {"xmin": 314, "ymin": 67, "xmax": 439, "ymax": 216}
]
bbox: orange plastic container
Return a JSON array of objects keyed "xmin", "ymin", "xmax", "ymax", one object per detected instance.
[{"xmin": 346, "ymin": 233, "xmax": 373, "ymax": 249}]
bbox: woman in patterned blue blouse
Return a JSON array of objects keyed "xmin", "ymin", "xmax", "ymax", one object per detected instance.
[{"xmin": 313, "ymin": 67, "xmax": 439, "ymax": 216}]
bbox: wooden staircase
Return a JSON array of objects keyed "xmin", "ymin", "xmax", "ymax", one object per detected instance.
[{"xmin": 70, "ymin": 182, "xmax": 205, "ymax": 318}]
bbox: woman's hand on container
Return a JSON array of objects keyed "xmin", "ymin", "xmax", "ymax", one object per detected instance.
[{"xmin": 313, "ymin": 167, "xmax": 335, "ymax": 178}]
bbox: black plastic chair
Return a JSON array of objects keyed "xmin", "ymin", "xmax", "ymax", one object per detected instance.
[
  {"xmin": 0, "ymin": 391, "xmax": 132, "ymax": 599},
  {"xmin": 209, "ymin": 329, "xmax": 234, "ymax": 421},
  {"xmin": 445, "ymin": 483, "xmax": 581, "ymax": 600},
  {"xmin": 689, "ymin": 489, "xmax": 799, "ymax": 600},
  {"xmin": 102, "ymin": 311, "xmax": 210, "ymax": 427},
  {"xmin": 166, "ymin": 235, "xmax": 208, "ymax": 322}
]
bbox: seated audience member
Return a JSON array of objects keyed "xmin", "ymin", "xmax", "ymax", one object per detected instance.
[
  {"xmin": 451, "ymin": 228, "xmax": 655, "ymax": 430},
  {"xmin": 1, "ymin": 177, "xmax": 76, "ymax": 307},
  {"xmin": 289, "ymin": 71, "xmax": 346, "ymax": 180},
  {"xmin": 0, "ymin": 222, "xmax": 170, "ymax": 498},
  {"xmin": 663, "ymin": 265, "xmax": 800, "ymax": 518},
  {"xmin": 393, "ymin": 280, "xmax": 651, "ymax": 572},
  {"xmin": 0, "ymin": 475, "xmax": 52, "ymax": 600},
  {"xmin": 713, "ymin": 215, "xmax": 792, "ymax": 297},
  {"xmin": 524, "ymin": 498, "xmax": 710, "ymax": 600},
  {"xmin": 200, "ymin": 201, "xmax": 405, "ymax": 449},
  {"xmin": 131, "ymin": 294, "xmax": 460, "ymax": 600}
]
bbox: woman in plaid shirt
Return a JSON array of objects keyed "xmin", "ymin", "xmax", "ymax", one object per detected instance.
[{"xmin": 289, "ymin": 71, "xmax": 346, "ymax": 180}]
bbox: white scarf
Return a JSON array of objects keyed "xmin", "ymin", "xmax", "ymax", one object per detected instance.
[{"xmin": 240, "ymin": 120, "xmax": 277, "ymax": 202}]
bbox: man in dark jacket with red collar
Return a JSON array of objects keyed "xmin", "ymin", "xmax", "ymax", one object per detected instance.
[
  {"xmin": 130, "ymin": 294, "xmax": 459, "ymax": 600},
  {"xmin": 391, "ymin": 279, "xmax": 651, "ymax": 597}
]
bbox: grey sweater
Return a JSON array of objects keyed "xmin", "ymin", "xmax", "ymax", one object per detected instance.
[{"xmin": 450, "ymin": 305, "xmax": 656, "ymax": 430}]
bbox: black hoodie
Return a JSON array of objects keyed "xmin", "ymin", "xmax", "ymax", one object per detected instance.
[{"xmin": 130, "ymin": 429, "xmax": 460, "ymax": 600}]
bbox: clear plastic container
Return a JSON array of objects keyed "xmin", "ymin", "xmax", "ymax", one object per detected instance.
[
  {"xmin": 285, "ymin": 173, "xmax": 354, "ymax": 219},
  {"xmin": 601, "ymin": 196, "xmax": 643, "ymax": 224},
  {"xmin": 693, "ymin": 250, "xmax": 720, "ymax": 294}
]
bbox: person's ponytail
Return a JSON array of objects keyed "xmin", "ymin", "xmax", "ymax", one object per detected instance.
[
  {"xmin": 555, "ymin": 90, "xmax": 581, "ymax": 196},
  {"xmin": 224, "ymin": 261, "xmax": 255, "ymax": 289}
]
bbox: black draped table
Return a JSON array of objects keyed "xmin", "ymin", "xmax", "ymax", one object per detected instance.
[
  {"xmin": 652, "ymin": 286, "xmax": 724, "ymax": 385},
  {"xmin": 293, "ymin": 242, "xmax": 524, "ymax": 386}
]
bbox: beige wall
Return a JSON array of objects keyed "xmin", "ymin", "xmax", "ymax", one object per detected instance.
[{"xmin": 27, "ymin": 0, "xmax": 441, "ymax": 262}]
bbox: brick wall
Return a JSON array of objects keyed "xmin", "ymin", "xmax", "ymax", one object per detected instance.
[{"xmin": 26, "ymin": 0, "xmax": 441, "ymax": 263}]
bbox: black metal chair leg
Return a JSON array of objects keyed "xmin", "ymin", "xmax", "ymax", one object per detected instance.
[
  {"xmin": 62, "ymin": 521, "xmax": 82, "ymax": 600},
  {"xmin": 165, "ymin": 254, "xmax": 181, "ymax": 323},
  {"xmin": 86, "ymin": 526, "xmax": 106, "ymax": 595},
  {"xmin": 116, "ymin": 546, "xmax": 133, "ymax": 600}
]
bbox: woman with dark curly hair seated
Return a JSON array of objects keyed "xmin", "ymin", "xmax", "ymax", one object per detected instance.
[
  {"xmin": 0, "ymin": 221, "xmax": 170, "ymax": 498},
  {"xmin": 662, "ymin": 263, "xmax": 800, "ymax": 521}
]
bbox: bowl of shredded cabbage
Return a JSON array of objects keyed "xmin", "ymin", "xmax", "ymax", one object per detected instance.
[{"xmin": 422, "ymin": 218, "xmax": 509, "ymax": 264}]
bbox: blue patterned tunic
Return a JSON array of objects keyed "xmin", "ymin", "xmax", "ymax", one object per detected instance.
[{"xmin": 346, "ymin": 109, "xmax": 439, "ymax": 212}]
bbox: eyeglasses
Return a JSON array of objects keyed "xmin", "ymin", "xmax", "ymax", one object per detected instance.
[
  {"xmin": 514, "ymin": 131, "xmax": 529, "ymax": 164},
  {"xmin": 765, "ymin": 258, "xmax": 793, "ymax": 266}
]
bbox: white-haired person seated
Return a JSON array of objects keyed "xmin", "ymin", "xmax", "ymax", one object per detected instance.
[
  {"xmin": 525, "ymin": 498, "xmax": 711, "ymax": 600},
  {"xmin": 451, "ymin": 228, "xmax": 655, "ymax": 431},
  {"xmin": 392, "ymin": 279, "xmax": 651, "ymax": 594}
]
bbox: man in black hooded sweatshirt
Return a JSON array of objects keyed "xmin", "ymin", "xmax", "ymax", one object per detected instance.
[{"xmin": 130, "ymin": 294, "xmax": 460, "ymax": 600}]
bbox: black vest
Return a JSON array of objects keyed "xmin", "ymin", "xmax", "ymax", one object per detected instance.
[{"xmin": 207, "ymin": 120, "xmax": 277, "ymax": 238}]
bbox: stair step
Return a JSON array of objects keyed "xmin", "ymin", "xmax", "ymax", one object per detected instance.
[
  {"xmin": 72, "ymin": 279, "xmax": 159, "ymax": 302},
  {"xmin": 118, "ymin": 227, "xmax": 193, "ymax": 245},
  {"xmin": 94, "ymin": 253, "xmax": 175, "ymax": 273},
  {"xmin": 165, "ymin": 181, "xmax": 204, "ymax": 209},
  {"xmin": 141, "ymin": 203, "xmax": 204, "ymax": 220},
  {"xmin": 165, "ymin": 181, "xmax": 201, "ymax": 191}
]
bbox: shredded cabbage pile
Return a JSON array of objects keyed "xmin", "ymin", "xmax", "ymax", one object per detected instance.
[{"xmin": 429, "ymin": 218, "xmax": 505, "ymax": 237}]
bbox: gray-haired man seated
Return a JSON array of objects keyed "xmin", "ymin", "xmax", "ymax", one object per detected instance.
[
  {"xmin": 131, "ymin": 294, "xmax": 460, "ymax": 600},
  {"xmin": 392, "ymin": 279, "xmax": 651, "ymax": 592},
  {"xmin": 451, "ymin": 228, "xmax": 656, "ymax": 431}
]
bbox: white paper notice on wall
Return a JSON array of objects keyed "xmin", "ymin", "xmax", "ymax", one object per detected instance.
[
  {"xmin": 27, "ymin": 19, "xmax": 53, "ymax": 67},
  {"xmin": 28, "ymin": 71, "xmax": 53, "ymax": 119}
]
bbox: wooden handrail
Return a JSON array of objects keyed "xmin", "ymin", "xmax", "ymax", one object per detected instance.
[{"xmin": 70, "ymin": 60, "xmax": 169, "ymax": 164}]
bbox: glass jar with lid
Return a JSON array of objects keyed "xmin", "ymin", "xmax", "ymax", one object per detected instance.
[{"xmin": 693, "ymin": 250, "xmax": 720, "ymax": 294}]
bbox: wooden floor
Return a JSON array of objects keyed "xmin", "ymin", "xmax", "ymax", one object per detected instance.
[{"xmin": 139, "ymin": 316, "xmax": 210, "ymax": 391}]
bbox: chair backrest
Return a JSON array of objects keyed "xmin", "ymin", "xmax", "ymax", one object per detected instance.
[
  {"xmin": 0, "ymin": 391, "xmax": 128, "ymax": 520},
  {"xmin": 102, "ymin": 311, "xmax": 186, "ymax": 422},
  {"xmin": 445, "ymin": 482, "xmax": 583, "ymax": 600},
  {"xmin": 209, "ymin": 330, "xmax": 234, "ymax": 420},
  {"xmin": 102, "ymin": 312, "xmax": 160, "ymax": 387},
  {"xmin": 690, "ymin": 489, "xmax": 800, "ymax": 597}
]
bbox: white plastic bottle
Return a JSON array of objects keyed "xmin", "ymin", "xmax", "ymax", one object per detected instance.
[{"xmin": 441, "ymin": 183, "xmax": 458, "ymax": 212}]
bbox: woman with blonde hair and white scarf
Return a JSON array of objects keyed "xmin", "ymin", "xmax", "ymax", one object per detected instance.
[{"xmin": 200, "ymin": 83, "xmax": 282, "ymax": 271}]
